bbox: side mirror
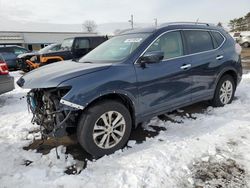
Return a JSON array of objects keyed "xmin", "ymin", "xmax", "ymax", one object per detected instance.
[{"xmin": 139, "ymin": 51, "xmax": 164, "ymax": 64}]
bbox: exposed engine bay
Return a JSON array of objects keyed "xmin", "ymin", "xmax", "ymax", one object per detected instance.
[{"xmin": 27, "ymin": 88, "xmax": 78, "ymax": 137}]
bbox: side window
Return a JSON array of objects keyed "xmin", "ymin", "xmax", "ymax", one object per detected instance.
[
  {"xmin": 51, "ymin": 45, "xmax": 60, "ymax": 51},
  {"xmin": 184, "ymin": 30, "xmax": 213, "ymax": 54},
  {"xmin": 146, "ymin": 31, "xmax": 183, "ymax": 59},
  {"xmin": 211, "ymin": 31, "xmax": 224, "ymax": 48},
  {"xmin": 75, "ymin": 39, "xmax": 90, "ymax": 49}
]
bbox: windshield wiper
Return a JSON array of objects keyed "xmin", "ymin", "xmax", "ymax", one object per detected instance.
[{"xmin": 81, "ymin": 61, "xmax": 93, "ymax": 64}]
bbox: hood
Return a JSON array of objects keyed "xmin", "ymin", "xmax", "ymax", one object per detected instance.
[
  {"xmin": 41, "ymin": 49, "xmax": 68, "ymax": 57},
  {"xmin": 17, "ymin": 60, "xmax": 112, "ymax": 89},
  {"xmin": 17, "ymin": 52, "xmax": 38, "ymax": 59}
]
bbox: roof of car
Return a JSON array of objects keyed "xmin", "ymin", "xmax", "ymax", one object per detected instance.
[
  {"xmin": 64, "ymin": 36, "xmax": 107, "ymax": 40},
  {"xmin": 119, "ymin": 22, "xmax": 221, "ymax": 35},
  {"xmin": 0, "ymin": 45, "xmax": 26, "ymax": 49}
]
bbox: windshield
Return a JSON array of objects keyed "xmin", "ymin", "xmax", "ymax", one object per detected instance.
[
  {"xmin": 61, "ymin": 38, "xmax": 74, "ymax": 50},
  {"xmin": 79, "ymin": 33, "xmax": 150, "ymax": 62}
]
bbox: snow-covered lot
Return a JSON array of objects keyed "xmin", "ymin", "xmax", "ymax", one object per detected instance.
[{"xmin": 0, "ymin": 71, "xmax": 250, "ymax": 188}]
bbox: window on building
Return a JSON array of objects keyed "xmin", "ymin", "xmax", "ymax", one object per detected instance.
[{"xmin": 28, "ymin": 45, "xmax": 33, "ymax": 51}]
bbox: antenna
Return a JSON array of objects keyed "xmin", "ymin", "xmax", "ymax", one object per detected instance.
[
  {"xmin": 128, "ymin": 15, "xmax": 134, "ymax": 29},
  {"xmin": 154, "ymin": 18, "xmax": 158, "ymax": 28}
]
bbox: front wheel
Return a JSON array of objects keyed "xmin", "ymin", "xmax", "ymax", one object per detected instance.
[
  {"xmin": 211, "ymin": 75, "xmax": 236, "ymax": 107},
  {"xmin": 77, "ymin": 100, "xmax": 132, "ymax": 157}
]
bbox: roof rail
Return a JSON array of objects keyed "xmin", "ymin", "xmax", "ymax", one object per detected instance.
[{"xmin": 160, "ymin": 22, "xmax": 214, "ymax": 27}]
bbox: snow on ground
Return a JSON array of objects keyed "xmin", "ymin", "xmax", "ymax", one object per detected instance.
[{"xmin": 0, "ymin": 71, "xmax": 250, "ymax": 188}]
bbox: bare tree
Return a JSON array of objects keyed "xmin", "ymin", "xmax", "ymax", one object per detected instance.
[
  {"xmin": 217, "ymin": 22, "xmax": 223, "ymax": 27},
  {"xmin": 228, "ymin": 12, "xmax": 250, "ymax": 31},
  {"xmin": 83, "ymin": 20, "xmax": 97, "ymax": 33}
]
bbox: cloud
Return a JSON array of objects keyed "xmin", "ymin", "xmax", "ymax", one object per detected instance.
[{"xmin": 0, "ymin": 0, "xmax": 249, "ymax": 26}]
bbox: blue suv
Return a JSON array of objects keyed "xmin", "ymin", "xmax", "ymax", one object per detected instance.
[{"xmin": 17, "ymin": 22, "xmax": 242, "ymax": 157}]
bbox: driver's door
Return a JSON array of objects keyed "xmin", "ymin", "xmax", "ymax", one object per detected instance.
[{"xmin": 134, "ymin": 31, "xmax": 193, "ymax": 116}]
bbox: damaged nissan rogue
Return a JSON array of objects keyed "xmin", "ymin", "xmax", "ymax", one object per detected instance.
[{"xmin": 17, "ymin": 23, "xmax": 242, "ymax": 157}]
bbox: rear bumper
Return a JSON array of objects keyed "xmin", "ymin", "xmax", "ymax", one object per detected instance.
[
  {"xmin": 0, "ymin": 75, "xmax": 15, "ymax": 95},
  {"xmin": 237, "ymin": 57, "xmax": 243, "ymax": 85}
]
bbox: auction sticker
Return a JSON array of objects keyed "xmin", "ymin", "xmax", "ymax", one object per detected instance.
[{"xmin": 124, "ymin": 38, "xmax": 143, "ymax": 43}]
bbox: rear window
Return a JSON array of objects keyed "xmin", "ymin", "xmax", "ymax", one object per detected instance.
[
  {"xmin": 211, "ymin": 31, "xmax": 224, "ymax": 48},
  {"xmin": 184, "ymin": 30, "xmax": 214, "ymax": 54}
]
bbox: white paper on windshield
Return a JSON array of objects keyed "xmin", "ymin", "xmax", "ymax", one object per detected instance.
[{"xmin": 124, "ymin": 38, "xmax": 143, "ymax": 43}]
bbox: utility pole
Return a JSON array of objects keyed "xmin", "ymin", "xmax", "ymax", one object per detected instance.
[
  {"xmin": 128, "ymin": 14, "xmax": 134, "ymax": 29},
  {"xmin": 154, "ymin": 18, "xmax": 158, "ymax": 28}
]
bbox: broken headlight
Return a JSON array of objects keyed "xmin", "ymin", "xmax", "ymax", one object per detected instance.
[{"xmin": 27, "ymin": 87, "xmax": 77, "ymax": 137}]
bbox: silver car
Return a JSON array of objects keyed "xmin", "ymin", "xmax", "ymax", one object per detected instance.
[{"xmin": 238, "ymin": 35, "xmax": 250, "ymax": 48}]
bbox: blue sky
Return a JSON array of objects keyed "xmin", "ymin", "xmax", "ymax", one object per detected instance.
[{"xmin": 0, "ymin": 0, "xmax": 249, "ymax": 26}]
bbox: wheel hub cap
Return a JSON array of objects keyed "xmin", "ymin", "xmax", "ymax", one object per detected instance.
[
  {"xmin": 219, "ymin": 80, "xmax": 233, "ymax": 104},
  {"xmin": 93, "ymin": 111, "xmax": 126, "ymax": 149}
]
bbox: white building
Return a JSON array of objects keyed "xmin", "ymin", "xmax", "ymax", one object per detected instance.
[{"xmin": 0, "ymin": 31, "xmax": 97, "ymax": 51}]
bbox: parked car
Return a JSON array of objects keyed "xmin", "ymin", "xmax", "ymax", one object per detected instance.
[
  {"xmin": 17, "ymin": 43, "xmax": 61, "ymax": 72},
  {"xmin": 230, "ymin": 31, "xmax": 250, "ymax": 48},
  {"xmin": 237, "ymin": 35, "xmax": 250, "ymax": 48},
  {"xmin": 0, "ymin": 46, "xmax": 29, "ymax": 70},
  {"xmin": 22, "ymin": 36, "xmax": 108, "ymax": 71},
  {"xmin": 17, "ymin": 22, "xmax": 242, "ymax": 157},
  {"xmin": 0, "ymin": 55, "xmax": 14, "ymax": 95}
]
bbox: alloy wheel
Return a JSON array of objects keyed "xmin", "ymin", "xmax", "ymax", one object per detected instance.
[
  {"xmin": 93, "ymin": 111, "xmax": 126, "ymax": 149},
  {"xmin": 219, "ymin": 80, "xmax": 233, "ymax": 104}
]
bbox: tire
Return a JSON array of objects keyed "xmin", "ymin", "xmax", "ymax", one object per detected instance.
[
  {"xmin": 211, "ymin": 75, "xmax": 236, "ymax": 107},
  {"xmin": 77, "ymin": 100, "xmax": 132, "ymax": 157},
  {"xmin": 243, "ymin": 42, "xmax": 250, "ymax": 48}
]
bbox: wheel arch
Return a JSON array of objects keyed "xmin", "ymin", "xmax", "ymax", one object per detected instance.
[
  {"xmin": 80, "ymin": 92, "xmax": 137, "ymax": 128},
  {"xmin": 215, "ymin": 68, "xmax": 238, "ymax": 88}
]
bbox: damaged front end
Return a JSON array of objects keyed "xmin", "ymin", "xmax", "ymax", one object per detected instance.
[{"xmin": 27, "ymin": 87, "xmax": 79, "ymax": 138}]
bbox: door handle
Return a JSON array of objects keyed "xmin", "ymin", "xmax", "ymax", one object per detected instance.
[
  {"xmin": 216, "ymin": 55, "xmax": 224, "ymax": 60},
  {"xmin": 180, "ymin": 64, "xmax": 191, "ymax": 70}
]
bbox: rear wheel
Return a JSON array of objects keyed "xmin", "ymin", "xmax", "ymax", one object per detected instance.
[
  {"xmin": 77, "ymin": 100, "xmax": 132, "ymax": 157},
  {"xmin": 211, "ymin": 75, "xmax": 236, "ymax": 107}
]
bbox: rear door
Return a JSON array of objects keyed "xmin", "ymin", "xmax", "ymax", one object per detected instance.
[
  {"xmin": 135, "ymin": 31, "xmax": 193, "ymax": 116},
  {"xmin": 183, "ymin": 30, "xmax": 225, "ymax": 101}
]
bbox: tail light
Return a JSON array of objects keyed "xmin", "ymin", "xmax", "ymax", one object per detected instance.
[
  {"xmin": 235, "ymin": 43, "xmax": 242, "ymax": 55},
  {"xmin": 0, "ymin": 61, "xmax": 9, "ymax": 75}
]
